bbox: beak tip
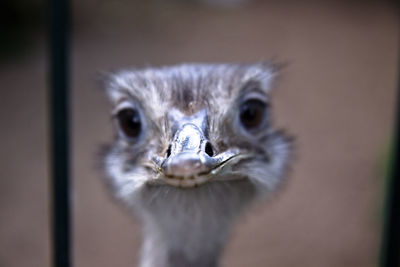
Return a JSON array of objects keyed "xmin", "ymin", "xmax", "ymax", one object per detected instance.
[{"xmin": 161, "ymin": 152, "xmax": 210, "ymax": 177}]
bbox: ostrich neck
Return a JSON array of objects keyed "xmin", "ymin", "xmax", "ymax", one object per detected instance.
[
  {"xmin": 140, "ymin": 230, "xmax": 222, "ymax": 267},
  {"xmin": 138, "ymin": 210, "xmax": 230, "ymax": 267},
  {"xmin": 136, "ymin": 181, "xmax": 257, "ymax": 267}
]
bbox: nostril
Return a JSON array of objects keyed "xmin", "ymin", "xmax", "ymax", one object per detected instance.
[
  {"xmin": 166, "ymin": 145, "xmax": 172, "ymax": 157},
  {"xmin": 205, "ymin": 142, "xmax": 214, "ymax": 157}
]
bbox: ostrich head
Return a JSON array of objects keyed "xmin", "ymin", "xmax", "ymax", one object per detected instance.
[{"xmin": 102, "ymin": 63, "xmax": 292, "ymax": 267}]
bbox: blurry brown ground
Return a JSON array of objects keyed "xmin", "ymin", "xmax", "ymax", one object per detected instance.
[{"xmin": 0, "ymin": 0, "xmax": 398, "ymax": 266}]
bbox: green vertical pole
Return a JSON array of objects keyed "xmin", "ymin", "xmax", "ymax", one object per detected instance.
[{"xmin": 380, "ymin": 51, "xmax": 400, "ymax": 267}]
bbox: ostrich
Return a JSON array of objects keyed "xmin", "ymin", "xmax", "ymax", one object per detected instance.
[{"xmin": 101, "ymin": 63, "xmax": 292, "ymax": 267}]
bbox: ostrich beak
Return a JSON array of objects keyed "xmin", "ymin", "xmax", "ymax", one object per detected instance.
[{"xmin": 153, "ymin": 123, "xmax": 242, "ymax": 188}]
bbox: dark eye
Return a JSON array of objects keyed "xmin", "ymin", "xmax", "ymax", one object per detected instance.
[
  {"xmin": 116, "ymin": 108, "xmax": 142, "ymax": 139},
  {"xmin": 239, "ymin": 99, "xmax": 267, "ymax": 131}
]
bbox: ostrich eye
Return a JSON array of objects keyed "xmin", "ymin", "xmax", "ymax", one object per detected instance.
[
  {"xmin": 116, "ymin": 108, "xmax": 142, "ymax": 139},
  {"xmin": 239, "ymin": 99, "xmax": 267, "ymax": 131}
]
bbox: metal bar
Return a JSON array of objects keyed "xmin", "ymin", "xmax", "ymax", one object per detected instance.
[
  {"xmin": 380, "ymin": 52, "xmax": 400, "ymax": 266},
  {"xmin": 48, "ymin": 0, "xmax": 71, "ymax": 265}
]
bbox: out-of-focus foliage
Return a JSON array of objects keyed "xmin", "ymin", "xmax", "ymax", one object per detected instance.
[{"xmin": 0, "ymin": 0, "xmax": 44, "ymax": 62}]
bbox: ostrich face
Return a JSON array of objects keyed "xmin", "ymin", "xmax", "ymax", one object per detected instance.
[{"xmin": 103, "ymin": 63, "xmax": 291, "ymax": 202}]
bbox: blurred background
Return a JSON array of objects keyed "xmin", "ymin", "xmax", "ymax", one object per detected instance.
[{"xmin": 0, "ymin": 0, "xmax": 399, "ymax": 266}]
